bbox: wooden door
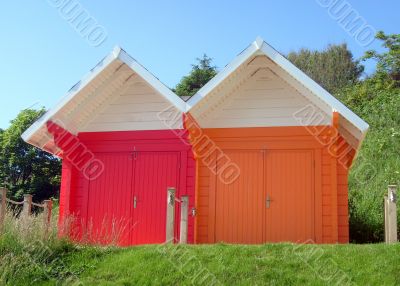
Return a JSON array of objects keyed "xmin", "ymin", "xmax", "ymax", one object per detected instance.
[
  {"xmin": 265, "ymin": 150, "xmax": 314, "ymax": 242},
  {"xmin": 85, "ymin": 153, "xmax": 134, "ymax": 246},
  {"xmin": 214, "ymin": 150, "xmax": 264, "ymax": 244},
  {"xmin": 213, "ymin": 149, "xmax": 315, "ymax": 244},
  {"xmin": 131, "ymin": 151, "xmax": 180, "ymax": 244}
]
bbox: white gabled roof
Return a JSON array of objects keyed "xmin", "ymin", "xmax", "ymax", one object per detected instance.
[
  {"xmin": 187, "ymin": 37, "xmax": 369, "ymax": 150},
  {"xmin": 23, "ymin": 39, "xmax": 369, "ymax": 154},
  {"xmin": 22, "ymin": 46, "xmax": 186, "ymax": 153}
]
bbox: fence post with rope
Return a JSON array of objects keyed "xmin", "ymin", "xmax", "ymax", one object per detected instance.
[
  {"xmin": 0, "ymin": 188, "xmax": 53, "ymax": 236},
  {"xmin": 0, "ymin": 188, "xmax": 6, "ymax": 231}
]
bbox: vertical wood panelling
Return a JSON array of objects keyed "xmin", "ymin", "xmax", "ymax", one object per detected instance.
[
  {"xmin": 214, "ymin": 151, "xmax": 264, "ymax": 244},
  {"xmin": 314, "ymin": 149, "xmax": 323, "ymax": 243},
  {"xmin": 265, "ymin": 150, "xmax": 314, "ymax": 242},
  {"xmin": 60, "ymin": 130, "xmax": 195, "ymax": 246},
  {"xmin": 132, "ymin": 152, "xmax": 179, "ymax": 244},
  {"xmin": 195, "ymin": 126, "xmax": 352, "ymax": 244},
  {"xmin": 207, "ymin": 152, "xmax": 217, "ymax": 243},
  {"xmin": 196, "ymin": 164, "xmax": 211, "ymax": 243},
  {"xmin": 183, "ymin": 150, "xmax": 195, "ymax": 244},
  {"xmin": 86, "ymin": 153, "xmax": 133, "ymax": 245},
  {"xmin": 187, "ymin": 151, "xmax": 196, "ymax": 243}
]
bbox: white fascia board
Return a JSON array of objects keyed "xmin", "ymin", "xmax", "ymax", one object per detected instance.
[
  {"xmin": 185, "ymin": 37, "xmax": 369, "ymax": 150},
  {"xmin": 259, "ymin": 42, "xmax": 369, "ymax": 136},
  {"xmin": 22, "ymin": 46, "xmax": 186, "ymax": 144},
  {"xmin": 117, "ymin": 50, "xmax": 186, "ymax": 112},
  {"xmin": 186, "ymin": 41, "xmax": 260, "ymax": 110},
  {"xmin": 21, "ymin": 46, "xmax": 122, "ymax": 143}
]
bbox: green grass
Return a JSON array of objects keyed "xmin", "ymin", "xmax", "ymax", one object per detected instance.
[
  {"xmin": 79, "ymin": 243, "xmax": 400, "ymax": 286},
  {"xmin": 2, "ymin": 241, "xmax": 399, "ymax": 285},
  {"xmin": 1, "ymin": 209, "xmax": 399, "ymax": 285}
]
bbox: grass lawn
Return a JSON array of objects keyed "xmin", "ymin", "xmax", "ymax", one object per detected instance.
[{"xmin": 4, "ymin": 243, "xmax": 398, "ymax": 286}]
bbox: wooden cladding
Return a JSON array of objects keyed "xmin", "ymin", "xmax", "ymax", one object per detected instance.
[
  {"xmin": 211, "ymin": 149, "xmax": 314, "ymax": 244},
  {"xmin": 195, "ymin": 126, "xmax": 354, "ymax": 244},
  {"xmin": 58, "ymin": 130, "xmax": 195, "ymax": 246}
]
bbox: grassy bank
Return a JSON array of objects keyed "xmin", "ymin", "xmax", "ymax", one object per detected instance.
[
  {"xmin": 80, "ymin": 243, "xmax": 400, "ymax": 286},
  {"xmin": 1, "ymin": 240, "xmax": 399, "ymax": 285},
  {"xmin": 0, "ymin": 211, "xmax": 399, "ymax": 285}
]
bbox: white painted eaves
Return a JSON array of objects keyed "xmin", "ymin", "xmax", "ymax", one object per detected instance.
[
  {"xmin": 187, "ymin": 37, "xmax": 369, "ymax": 150},
  {"xmin": 22, "ymin": 46, "xmax": 186, "ymax": 151}
]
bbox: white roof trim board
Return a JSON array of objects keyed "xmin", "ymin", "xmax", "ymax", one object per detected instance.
[
  {"xmin": 187, "ymin": 37, "xmax": 369, "ymax": 150},
  {"xmin": 22, "ymin": 46, "xmax": 186, "ymax": 151},
  {"xmin": 23, "ymin": 38, "xmax": 369, "ymax": 153}
]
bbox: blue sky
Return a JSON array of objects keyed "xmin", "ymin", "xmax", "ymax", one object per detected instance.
[{"xmin": 0, "ymin": 0, "xmax": 398, "ymax": 128}]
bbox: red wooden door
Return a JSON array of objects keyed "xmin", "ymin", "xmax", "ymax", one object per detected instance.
[
  {"xmin": 131, "ymin": 152, "xmax": 180, "ymax": 245},
  {"xmin": 86, "ymin": 153, "xmax": 134, "ymax": 246},
  {"xmin": 265, "ymin": 150, "xmax": 314, "ymax": 242},
  {"xmin": 214, "ymin": 150, "xmax": 265, "ymax": 244}
]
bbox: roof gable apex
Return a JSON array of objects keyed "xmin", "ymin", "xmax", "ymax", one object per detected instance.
[
  {"xmin": 187, "ymin": 37, "xmax": 369, "ymax": 150},
  {"xmin": 117, "ymin": 48, "xmax": 186, "ymax": 112},
  {"xmin": 257, "ymin": 41, "xmax": 369, "ymax": 134},
  {"xmin": 22, "ymin": 47, "xmax": 185, "ymax": 151}
]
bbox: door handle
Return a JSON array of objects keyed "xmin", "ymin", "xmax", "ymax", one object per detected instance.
[
  {"xmin": 266, "ymin": 194, "xmax": 272, "ymax": 209},
  {"xmin": 133, "ymin": 196, "xmax": 137, "ymax": 209}
]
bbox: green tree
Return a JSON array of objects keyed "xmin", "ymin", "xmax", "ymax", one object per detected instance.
[
  {"xmin": 363, "ymin": 31, "xmax": 400, "ymax": 84},
  {"xmin": 336, "ymin": 80, "xmax": 400, "ymax": 242},
  {"xmin": 335, "ymin": 31, "xmax": 400, "ymax": 242},
  {"xmin": 287, "ymin": 43, "xmax": 364, "ymax": 93},
  {"xmin": 174, "ymin": 54, "xmax": 217, "ymax": 97},
  {"xmin": 0, "ymin": 108, "xmax": 61, "ymax": 201}
]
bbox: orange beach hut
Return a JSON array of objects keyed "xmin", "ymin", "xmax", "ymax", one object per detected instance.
[{"xmin": 186, "ymin": 38, "xmax": 368, "ymax": 244}]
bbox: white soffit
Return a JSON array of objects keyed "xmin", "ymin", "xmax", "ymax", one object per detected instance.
[
  {"xmin": 187, "ymin": 37, "xmax": 369, "ymax": 150},
  {"xmin": 22, "ymin": 47, "xmax": 186, "ymax": 153},
  {"xmin": 195, "ymin": 65, "xmax": 331, "ymax": 128}
]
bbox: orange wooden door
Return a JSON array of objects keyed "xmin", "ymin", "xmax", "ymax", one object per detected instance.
[
  {"xmin": 213, "ymin": 149, "xmax": 315, "ymax": 244},
  {"xmin": 265, "ymin": 150, "xmax": 314, "ymax": 242},
  {"xmin": 214, "ymin": 150, "xmax": 264, "ymax": 244}
]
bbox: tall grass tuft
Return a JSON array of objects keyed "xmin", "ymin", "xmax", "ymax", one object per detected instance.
[
  {"xmin": 0, "ymin": 207, "xmax": 80, "ymax": 285},
  {"xmin": 0, "ymin": 207, "xmax": 118, "ymax": 285}
]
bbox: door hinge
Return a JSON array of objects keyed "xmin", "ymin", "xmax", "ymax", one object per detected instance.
[
  {"xmin": 266, "ymin": 194, "xmax": 272, "ymax": 209},
  {"xmin": 132, "ymin": 147, "xmax": 137, "ymax": 160}
]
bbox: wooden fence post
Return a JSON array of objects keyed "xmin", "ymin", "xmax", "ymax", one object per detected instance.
[
  {"xmin": 22, "ymin": 194, "xmax": 32, "ymax": 217},
  {"xmin": 384, "ymin": 194, "xmax": 389, "ymax": 242},
  {"xmin": 43, "ymin": 200, "xmax": 53, "ymax": 238},
  {"xmin": 0, "ymin": 188, "xmax": 6, "ymax": 231},
  {"xmin": 166, "ymin": 188, "xmax": 176, "ymax": 243},
  {"xmin": 179, "ymin": 196, "xmax": 189, "ymax": 244},
  {"xmin": 385, "ymin": 185, "xmax": 398, "ymax": 244}
]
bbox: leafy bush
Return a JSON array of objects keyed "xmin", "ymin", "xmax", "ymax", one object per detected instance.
[
  {"xmin": 336, "ymin": 79, "xmax": 400, "ymax": 242},
  {"xmin": 0, "ymin": 108, "xmax": 61, "ymax": 201}
]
